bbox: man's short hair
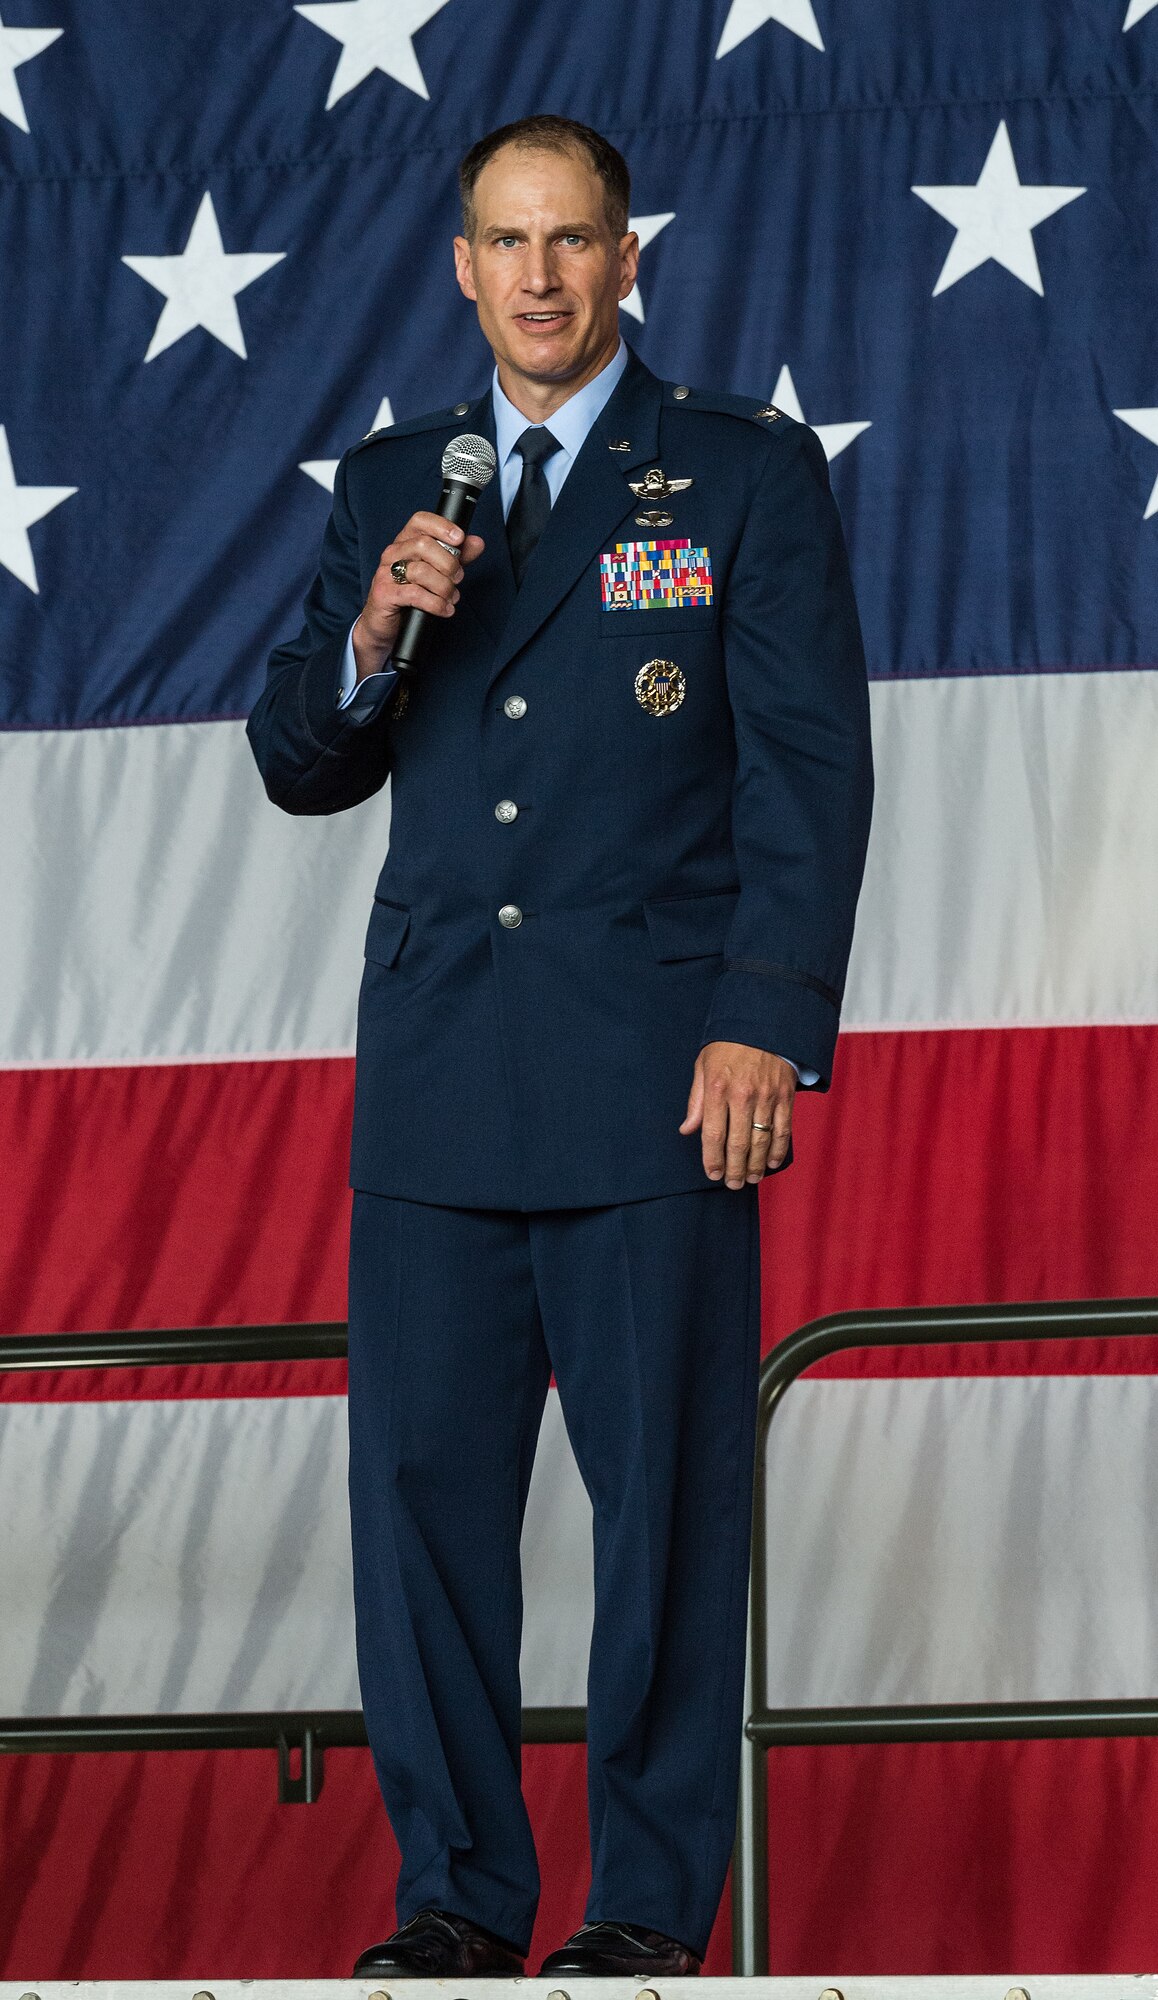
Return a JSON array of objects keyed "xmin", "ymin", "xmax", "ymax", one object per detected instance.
[{"xmin": 458, "ymin": 115, "xmax": 631, "ymax": 242}]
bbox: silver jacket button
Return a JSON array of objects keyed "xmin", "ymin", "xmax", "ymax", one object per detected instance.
[
  {"xmin": 495, "ymin": 799, "xmax": 518, "ymax": 823},
  {"xmin": 498, "ymin": 903, "xmax": 523, "ymax": 928},
  {"xmin": 673, "ymin": 384, "xmax": 690, "ymax": 400},
  {"xmin": 503, "ymin": 694, "xmax": 527, "ymax": 718},
  {"xmin": 453, "ymin": 401, "xmax": 470, "ymax": 415}
]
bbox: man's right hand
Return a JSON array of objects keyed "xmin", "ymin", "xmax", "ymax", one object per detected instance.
[{"xmin": 352, "ymin": 511, "xmax": 486, "ymax": 680}]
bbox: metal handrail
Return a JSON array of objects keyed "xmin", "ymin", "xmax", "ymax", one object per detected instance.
[
  {"xmin": 0, "ymin": 1707, "xmax": 586, "ymax": 1802},
  {"xmin": 731, "ymin": 1297, "xmax": 1158, "ymax": 1975},
  {"xmin": 0, "ymin": 1325, "xmax": 586, "ymax": 1800},
  {"xmin": 0, "ymin": 1323, "xmax": 348, "ymax": 1372},
  {"xmin": 8, "ymin": 1307, "xmax": 1158, "ymax": 1950}
]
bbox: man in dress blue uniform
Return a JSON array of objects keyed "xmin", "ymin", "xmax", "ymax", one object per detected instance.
[{"xmin": 248, "ymin": 115, "xmax": 873, "ymax": 1979}]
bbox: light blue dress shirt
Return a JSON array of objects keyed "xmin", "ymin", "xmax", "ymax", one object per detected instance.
[
  {"xmin": 335, "ymin": 338, "xmax": 629, "ymax": 717},
  {"xmin": 331, "ymin": 341, "xmax": 812, "ymax": 1088}
]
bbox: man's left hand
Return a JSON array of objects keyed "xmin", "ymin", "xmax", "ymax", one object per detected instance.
[{"xmin": 679, "ymin": 1042, "xmax": 796, "ymax": 1187}]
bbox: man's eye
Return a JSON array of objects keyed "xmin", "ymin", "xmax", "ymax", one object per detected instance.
[{"xmin": 563, "ymin": 234, "xmax": 584, "ymax": 246}]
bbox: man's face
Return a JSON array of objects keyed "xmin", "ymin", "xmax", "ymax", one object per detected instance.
[{"xmin": 453, "ymin": 144, "xmax": 638, "ymax": 392}]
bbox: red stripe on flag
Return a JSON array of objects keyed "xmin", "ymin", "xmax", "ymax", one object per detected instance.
[
  {"xmin": 769, "ymin": 1023, "xmax": 1158, "ymax": 1373},
  {"xmin": 0, "ymin": 1058, "xmax": 352, "ymax": 1400},
  {"xmin": 2, "ymin": 1023, "xmax": 1157, "ymax": 1399},
  {"xmin": 7, "ymin": 1738, "xmax": 1158, "ymax": 1976}
]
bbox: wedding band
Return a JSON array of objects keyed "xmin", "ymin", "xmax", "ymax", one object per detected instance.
[
  {"xmin": 752, "ymin": 1120, "xmax": 772, "ymax": 1131},
  {"xmin": 390, "ymin": 558, "xmax": 409, "ymax": 585}
]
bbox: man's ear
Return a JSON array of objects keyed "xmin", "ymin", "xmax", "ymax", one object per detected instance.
[
  {"xmin": 453, "ymin": 234, "xmax": 478, "ymax": 302},
  {"xmin": 617, "ymin": 231, "xmax": 640, "ymax": 303}
]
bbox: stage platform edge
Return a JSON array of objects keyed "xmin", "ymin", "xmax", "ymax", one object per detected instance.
[{"xmin": 4, "ymin": 1979, "xmax": 1158, "ymax": 2000}]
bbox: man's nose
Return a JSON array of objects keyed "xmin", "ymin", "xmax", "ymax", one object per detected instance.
[{"xmin": 523, "ymin": 247, "xmax": 560, "ymax": 293}]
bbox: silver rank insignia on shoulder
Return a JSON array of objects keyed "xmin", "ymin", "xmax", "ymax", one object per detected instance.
[
  {"xmin": 635, "ymin": 659, "xmax": 686, "ymax": 716},
  {"xmin": 755, "ymin": 403, "xmax": 783, "ymax": 422},
  {"xmin": 636, "ymin": 508, "xmax": 674, "ymax": 528},
  {"xmin": 628, "ymin": 467, "xmax": 693, "ymax": 500}
]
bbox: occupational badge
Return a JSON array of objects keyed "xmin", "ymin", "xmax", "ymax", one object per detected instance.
[
  {"xmin": 635, "ymin": 508, "xmax": 674, "ymax": 528},
  {"xmin": 600, "ymin": 538, "xmax": 713, "ymax": 611},
  {"xmin": 634, "ymin": 659, "xmax": 686, "ymax": 716},
  {"xmin": 627, "ymin": 467, "xmax": 694, "ymax": 500}
]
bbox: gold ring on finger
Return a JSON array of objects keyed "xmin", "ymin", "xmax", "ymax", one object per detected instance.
[{"xmin": 390, "ymin": 558, "xmax": 409, "ymax": 585}]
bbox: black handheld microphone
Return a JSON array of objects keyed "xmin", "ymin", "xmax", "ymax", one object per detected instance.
[{"xmin": 392, "ymin": 432, "xmax": 498, "ymax": 672}]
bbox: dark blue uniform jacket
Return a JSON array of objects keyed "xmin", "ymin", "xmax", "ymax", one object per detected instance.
[{"xmin": 247, "ymin": 346, "xmax": 874, "ymax": 1209}]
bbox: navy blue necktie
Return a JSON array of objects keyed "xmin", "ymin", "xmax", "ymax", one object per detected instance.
[{"xmin": 506, "ymin": 426, "xmax": 561, "ymax": 587}]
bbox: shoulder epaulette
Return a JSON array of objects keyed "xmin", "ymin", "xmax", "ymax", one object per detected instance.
[
  {"xmin": 662, "ymin": 381, "xmax": 801, "ymax": 435},
  {"xmin": 346, "ymin": 395, "xmax": 487, "ymax": 456}
]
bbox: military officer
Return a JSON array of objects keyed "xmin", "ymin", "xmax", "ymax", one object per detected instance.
[{"xmin": 247, "ymin": 114, "xmax": 873, "ymax": 1979}]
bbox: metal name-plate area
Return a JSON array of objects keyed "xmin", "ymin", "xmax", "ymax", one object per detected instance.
[{"xmin": 2, "ymin": 1981, "xmax": 1157, "ymax": 2000}]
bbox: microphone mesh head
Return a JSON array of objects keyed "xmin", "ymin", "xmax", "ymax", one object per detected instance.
[{"xmin": 442, "ymin": 432, "xmax": 497, "ymax": 488}]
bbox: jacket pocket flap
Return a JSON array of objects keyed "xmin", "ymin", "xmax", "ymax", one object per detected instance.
[
  {"xmin": 643, "ymin": 887, "xmax": 738, "ymax": 962},
  {"xmin": 364, "ymin": 898, "xmax": 411, "ymax": 968}
]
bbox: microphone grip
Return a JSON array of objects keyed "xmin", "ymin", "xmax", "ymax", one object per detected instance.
[{"xmin": 392, "ymin": 478, "xmax": 482, "ymax": 671}]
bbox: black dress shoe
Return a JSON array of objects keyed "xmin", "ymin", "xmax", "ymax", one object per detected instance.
[
  {"xmin": 538, "ymin": 1918, "xmax": 702, "ymax": 1976},
  {"xmin": 352, "ymin": 1907, "xmax": 526, "ymax": 1977}
]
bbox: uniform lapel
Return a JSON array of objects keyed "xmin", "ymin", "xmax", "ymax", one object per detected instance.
[
  {"xmin": 484, "ymin": 348, "xmax": 664, "ymax": 692},
  {"xmin": 454, "ymin": 390, "xmax": 516, "ymax": 648}
]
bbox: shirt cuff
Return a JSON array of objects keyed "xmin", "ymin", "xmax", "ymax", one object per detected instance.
[
  {"xmin": 780, "ymin": 1058, "xmax": 819, "ymax": 1086},
  {"xmin": 336, "ymin": 622, "xmax": 399, "ymax": 723}
]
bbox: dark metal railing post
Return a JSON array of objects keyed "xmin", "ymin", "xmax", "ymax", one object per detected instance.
[
  {"xmin": 739, "ymin": 1297, "xmax": 1158, "ymax": 1974},
  {"xmin": 732, "ymin": 1378, "xmax": 773, "ymax": 1976}
]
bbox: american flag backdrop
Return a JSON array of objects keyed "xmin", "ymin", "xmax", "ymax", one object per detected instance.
[{"xmin": 3, "ymin": 0, "xmax": 1158, "ymax": 1977}]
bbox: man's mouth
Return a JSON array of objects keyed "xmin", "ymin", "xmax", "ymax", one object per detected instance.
[{"xmin": 516, "ymin": 310, "xmax": 571, "ymax": 326}]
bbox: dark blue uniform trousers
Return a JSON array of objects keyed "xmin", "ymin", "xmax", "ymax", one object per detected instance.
[{"xmin": 346, "ymin": 1182, "xmax": 761, "ymax": 1958}]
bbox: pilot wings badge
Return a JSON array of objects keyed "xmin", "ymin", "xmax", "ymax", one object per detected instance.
[{"xmin": 627, "ymin": 467, "xmax": 694, "ymax": 500}]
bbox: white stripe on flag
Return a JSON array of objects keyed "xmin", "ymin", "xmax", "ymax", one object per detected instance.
[
  {"xmin": 3, "ymin": 668, "xmax": 1156, "ymax": 1066},
  {"xmin": 1, "ymin": 718, "xmax": 385, "ymax": 1066},
  {"xmin": 4, "ymin": 1378, "xmax": 1158, "ymax": 1716},
  {"xmin": 844, "ymin": 668, "xmax": 1158, "ymax": 1030},
  {"xmin": 0, "ymin": 1390, "xmax": 588, "ymax": 1716}
]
